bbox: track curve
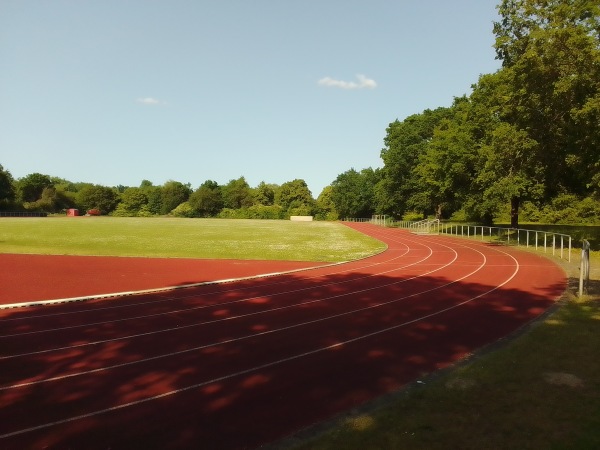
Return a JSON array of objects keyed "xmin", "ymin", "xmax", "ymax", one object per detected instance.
[{"xmin": 0, "ymin": 223, "xmax": 566, "ymax": 449}]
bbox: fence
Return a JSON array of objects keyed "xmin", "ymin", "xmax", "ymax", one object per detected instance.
[
  {"xmin": 344, "ymin": 217, "xmax": 373, "ymax": 223},
  {"xmin": 408, "ymin": 218, "xmax": 442, "ymax": 234},
  {"xmin": 345, "ymin": 217, "xmax": 574, "ymax": 262},
  {"xmin": 580, "ymin": 240, "xmax": 590, "ymax": 296},
  {"xmin": 0, "ymin": 211, "xmax": 47, "ymax": 217},
  {"xmin": 438, "ymin": 223, "xmax": 573, "ymax": 262}
]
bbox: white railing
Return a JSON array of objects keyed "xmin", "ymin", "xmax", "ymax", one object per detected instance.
[
  {"xmin": 343, "ymin": 218, "xmax": 573, "ymax": 262},
  {"xmin": 579, "ymin": 239, "xmax": 590, "ymax": 296},
  {"xmin": 408, "ymin": 219, "xmax": 441, "ymax": 234},
  {"xmin": 344, "ymin": 217, "xmax": 372, "ymax": 223},
  {"xmin": 439, "ymin": 224, "xmax": 572, "ymax": 262},
  {"xmin": 363, "ymin": 219, "xmax": 574, "ymax": 262}
]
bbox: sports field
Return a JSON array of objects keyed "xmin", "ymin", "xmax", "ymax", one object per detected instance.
[
  {"xmin": 0, "ymin": 220, "xmax": 567, "ymax": 449},
  {"xmin": 0, "ymin": 217, "xmax": 385, "ymax": 261}
]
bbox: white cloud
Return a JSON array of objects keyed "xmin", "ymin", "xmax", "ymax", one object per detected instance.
[
  {"xmin": 317, "ymin": 74, "xmax": 377, "ymax": 90},
  {"xmin": 136, "ymin": 97, "xmax": 163, "ymax": 105}
]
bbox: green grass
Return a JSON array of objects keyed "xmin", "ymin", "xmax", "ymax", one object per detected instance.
[
  {"xmin": 0, "ymin": 216, "xmax": 386, "ymax": 262},
  {"xmin": 289, "ymin": 253, "xmax": 600, "ymax": 450}
]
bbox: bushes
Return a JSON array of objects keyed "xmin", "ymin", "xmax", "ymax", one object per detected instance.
[
  {"xmin": 402, "ymin": 211, "xmax": 425, "ymax": 221},
  {"xmin": 218, "ymin": 205, "xmax": 285, "ymax": 220},
  {"xmin": 170, "ymin": 202, "xmax": 196, "ymax": 218},
  {"xmin": 519, "ymin": 195, "xmax": 600, "ymax": 224}
]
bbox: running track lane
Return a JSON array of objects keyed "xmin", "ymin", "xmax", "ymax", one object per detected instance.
[
  {"xmin": 0, "ymin": 256, "xmax": 327, "ymax": 305},
  {"xmin": 0, "ymin": 223, "xmax": 567, "ymax": 450}
]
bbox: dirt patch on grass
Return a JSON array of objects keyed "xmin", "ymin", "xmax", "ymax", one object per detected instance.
[
  {"xmin": 543, "ymin": 372, "xmax": 584, "ymax": 388},
  {"xmin": 445, "ymin": 377, "xmax": 477, "ymax": 390}
]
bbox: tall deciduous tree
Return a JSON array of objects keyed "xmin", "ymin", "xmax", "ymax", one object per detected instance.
[
  {"xmin": 315, "ymin": 185, "xmax": 338, "ymax": 220},
  {"xmin": 77, "ymin": 184, "xmax": 119, "ymax": 214},
  {"xmin": 222, "ymin": 177, "xmax": 254, "ymax": 210},
  {"xmin": 189, "ymin": 180, "xmax": 223, "ymax": 217},
  {"xmin": 412, "ymin": 99, "xmax": 479, "ymax": 220},
  {"xmin": 493, "ymin": 0, "xmax": 600, "ymax": 200},
  {"xmin": 253, "ymin": 181, "xmax": 276, "ymax": 206},
  {"xmin": 141, "ymin": 184, "xmax": 163, "ymax": 215},
  {"xmin": 330, "ymin": 168, "xmax": 379, "ymax": 218},
  {"xmin": 278, "ymin": 179, "xmax": 314, "ymax": 214},
  {"xmin": 476, "ymin": 122, "xmax": 543, "ymax": 227},
  {"xmin": 378, "ymin": 107, "xmax": 452, "ymax": 217},
  {"xmin": 0, "ymin": 164, "xmax": 16, "ymax": 209},
  {"xmin": 160, "ymin": 180, "xmax": 191, "ymax": 214},
  {"xmin": 16, "ymin": 173, "xmax": 53, "ymax": 203},
  {"xmin": 113, "ymin": 187, "xmax": 149, "ymax": 216}
]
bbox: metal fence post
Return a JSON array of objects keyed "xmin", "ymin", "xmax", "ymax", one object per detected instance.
[{"xmin": 579, "ymin": 240, "xmax": 590, "ymax": 297}]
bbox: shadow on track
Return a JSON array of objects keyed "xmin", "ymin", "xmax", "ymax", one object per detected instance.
[{"xmin": 0, "ymin": 267, "xmax": 566, "ymax": 450}]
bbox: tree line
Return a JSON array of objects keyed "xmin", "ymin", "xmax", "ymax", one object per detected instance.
[
  {"xmin": 330, "ymin": 0, "xmax": 600, "ymax": 226},
  {"xmin": 2, "ymin": 1, "xmax": 599, "ymax": 226},
  {"xmin": 0, "ymin": 169, "xmax": 337, "ymax": 220}
]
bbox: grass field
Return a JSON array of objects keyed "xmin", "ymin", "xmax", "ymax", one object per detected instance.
[{"xmin": 0, "ymin": 216, "xmax": 386, "ymax": 262}]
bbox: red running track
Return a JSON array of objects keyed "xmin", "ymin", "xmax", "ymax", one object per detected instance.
[
  {"xmin": 0, "ymin": 223, "xmax": 566, "ymax": 449},
  {"xmin": 0, "ymin": 255, "xmax": 325, "ymax": 305}
]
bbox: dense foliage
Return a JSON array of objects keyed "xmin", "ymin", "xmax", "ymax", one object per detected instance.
[
  {"xmin": 0, "ymin": 165, "xmax": 329, "ymax": 219},
  {"xmin": 332, "ymin": 0, "xmax": 600, "ymax": 226}
]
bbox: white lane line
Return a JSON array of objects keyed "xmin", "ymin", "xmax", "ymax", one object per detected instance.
[
  {"xmin": 0, "ymin": 246, "xmax": 417, "ymax": 337},
  {"xmin": 0, "ymin": 238, "xmax": 400, "ymax": 322},
  {"xmin": 0, "ymin": 244, "xmax": 520, "ymax": 441},
  {"xmin": 1, "ymin": 238, "xmax": 484, "ymax": 384},
  {"xmin": 0, "ymin": 264, "xmax": 343, "ymax": 311},
  {"xmin": 0, "ymin": 242, "xmax": 450, "ymax": 359},
  {"xmin": 0, "ymin": 230, "xmax": 417, "ymax": 335},
  {"xmin": 0, "ymin": 248, "xmax": 470, "ymax": 389}
]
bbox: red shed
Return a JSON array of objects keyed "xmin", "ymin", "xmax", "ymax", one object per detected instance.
[{"xmin": 66, "ymin": 209, "xmax": 79, "ymax": 217}]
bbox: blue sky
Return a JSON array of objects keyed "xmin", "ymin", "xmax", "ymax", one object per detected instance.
[{"xmin": 1, "ymin": 0, "xmax": 502, "ymax": 197}]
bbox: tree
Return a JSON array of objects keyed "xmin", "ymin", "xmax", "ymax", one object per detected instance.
[
  {"xmin": 494, "ymin": 0, "xmax": 599, "ymax": 67},
  {"xmin": 378, "ymin": 107, "xmax": 453, "ymax": 217},
  {"xmin": 0, "ymin": 165, "xmax": 16, "ymax": 210},
  {"xmin": 330, "ymin": 168, "xmax": 379, "ymax": 218},
  {"xmin": 253, "ymin": 181, "xmax": 276, "ymax": 206},
  {"xmin": 188, "ymin": 180, "xmax": 223, "ymax": 217},
  {"xmin": 278, "ymin": 179, "xmax": 314, "ymax": 214},
  {"xmin": 493, "ymin": 0, "xmax": 600, "ymax": 200},
  {"xmin": 222, "ymin": 177, "xmax": 254, "ymax": 210},
  {"xmin": 160, "ymin": 180, "xmax": 191, "ymax": 214},
  {"xmin": 16, "ymin": 173, "xmax": 53, "ymax": 203},
  {"xmin": 113, "ymin": 187, "xmax": 149, "ymax": 216},
  {"xmin": 315, "ymin": 185, "xmax": 338, "ymax": 220},
  {"xmin": 23, "ymin": 186, "xmax": 74, "ymax": 213},
  {"xmin": 412, "ymin": 98, "xmax": 479, "ymax": 220},
  {"xmin": 77, "ymin": 184, "xmax": 119, "ymax": 214},
  {"xmin": 137, "ymin": 179, "xmax": 162, "ymax": 214},
  {"xmin": 475, "ymin": 122, "xmax": 543, "ymax": 227}
]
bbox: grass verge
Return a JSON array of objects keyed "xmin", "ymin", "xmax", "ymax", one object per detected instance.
[
  {"xmin": 286, "ymin": 253, "xmax": 600, "ymax": 450},
  {"xmin": 0, "ymin": 216, "xmax": 385, "ymax": 262}
]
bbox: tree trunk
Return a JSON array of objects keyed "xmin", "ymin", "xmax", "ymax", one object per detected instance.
[
  {"xmin": 482, "ymin": 212, "xmax": 494, "ymax": 227},
  {"xmin": 510, "ymin": 196, "xmax": 520, "ymax": 228},
  {"xmin": 435, "ymin": 204, "xmax": 443, "ymax": 220}
]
